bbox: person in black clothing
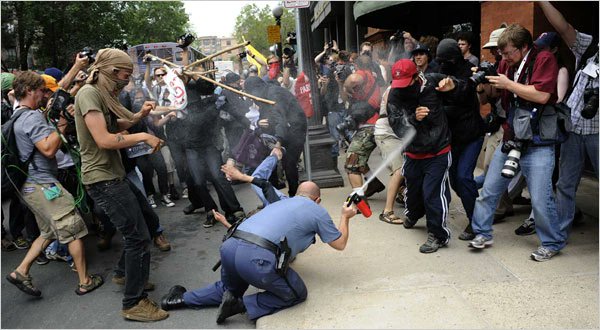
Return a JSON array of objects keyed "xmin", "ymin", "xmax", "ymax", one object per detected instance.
[
  {"xmin": 243, "ymin": 76, "xmax": 307, "ymax": 197},
  {"xmin": 387, "ymin": 59, "xmax": 466, "ymax": 254},
  {"xmin": 435, "ymin": 38, "xmax": 486, "ymax": 241},
  {"xmin": 218, "ymin": 72, "xmax": 252, "ymax": 155}
]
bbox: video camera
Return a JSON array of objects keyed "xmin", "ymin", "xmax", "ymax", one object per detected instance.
[
  {"xmin": 177, "ymin": 33, "xmax": 195, "ymax": 48},
  {"xmin": 79, "ymin": 47, "xmax": 95, "ymax": 64},
  {"xmin": 470, "ymin": 61, "xmax": 498, "ymax": 85},
  {"xmin": 286, "ymin": 32, "xmax": 297, "ymax": 45}
]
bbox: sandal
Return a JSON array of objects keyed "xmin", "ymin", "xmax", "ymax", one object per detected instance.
[
  {"xmin": 379, "ymin": 211, "xmax": 404, "ymax": 225},
  {"xmin": 75, "ymin": 274, "xmax": 104, "ymax": 296},
  {"xmin": 6, "ymin": 270, "xmax": 41, "ymax": 296}
]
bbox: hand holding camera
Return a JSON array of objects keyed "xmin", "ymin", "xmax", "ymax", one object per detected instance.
[
  {"xmin": 177, "ymin": 33, "xmax": 195, "ymax": 48},
  {"xmin": 470, "ymin": 61, "xmax": 498, "ymax": 85},
  {"xmin": 78, "ymin": 47, "xmax": 95, "ymax": 65}
]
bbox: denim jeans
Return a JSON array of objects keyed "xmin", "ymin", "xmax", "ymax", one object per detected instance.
[
  {"xmin": 471, "ymin": 145, "xmax": 565, "ymax": 251},
  {"xmin": 556, "ymin": 133, "xmax": 599, "ymax": 240},
  {"xmin": 449, "ymin": 137, "xmax": 483, "ymax": 221},
  {"xmin": 327, "ymin": 111, "xmax": 344, "ymax": 157},
  {"xmin": 251, "ymin": 155, "xmax": 288, "ymax": 206},
  {"xmin": 87, "ymin": 179, "xmax": 151, "ymax": 309},
  {"xmin": 185, "ymin": 146, "xmax": 243, "ymax": 216}
]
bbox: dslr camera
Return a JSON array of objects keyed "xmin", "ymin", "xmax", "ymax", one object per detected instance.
[
  {"xmin": 47, "ymin": 89, "xmax": 78, "ymax": 146},
  {"xmin": 238, "ymin": 51, "xmax": 247, "ymax": 59},
  {"xmin": 177, "ymin": 33, "xmax": 195, "ymax": 48},
  {"xmin": 335, "ymin": 115, "xmax": 357, "ymax": 137},
  {"xmin": 334, "ymin": 64, "xmax": 352, "ymax": 81},
  {"xmin": 470, "ymin": 61, "xmax": 497, "ymax": 85},
  {"xmin": 79, "ymin": 47, "xmax": 95, "ymax": 64},
  {"xmin": 580, "ymin": 87, "xmax": 599, "ymax": 119},
  {"xmin": 500, "ymin": 140, "xmax": 524, "ymax": 178}
]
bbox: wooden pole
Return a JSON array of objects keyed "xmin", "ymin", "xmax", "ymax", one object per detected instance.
[
  {"xmin": 194, "ymin": 74, "xmax": 276, "ymax": 105},
  {"xmin": 184, "ymin": 41, "xmax": 250, "ymax": 70}
]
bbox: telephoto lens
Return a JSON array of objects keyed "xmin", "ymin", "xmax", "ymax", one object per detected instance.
[{"xmin": 501, "ymin": 149, "xmax": 521, "ymax": 178}]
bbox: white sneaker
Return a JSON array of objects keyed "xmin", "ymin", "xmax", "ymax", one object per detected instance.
[
  {"xmin": 469, "ymin": 234, "xmax": 494, "ymax": 249},
  {"xmin": 161, "ymin": 195, "xmax": 175, "ymax": 207},
  {"xmin": 147, "ymin": 195, "xmax": 157, "ymax": 208},
  {"xmin": 181, "ymin": 188, "xmax": 189, "ymax": 199}
]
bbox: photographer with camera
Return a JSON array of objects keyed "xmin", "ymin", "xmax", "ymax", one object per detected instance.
[
  {"xmin": 539, "ymin": 2, "xmax": 599, "ymax": 244},
  {"xmin": 341, "ymin": 56, "xmax": 387, "ymax": 199},
  {"xmin": 467, "ymin": 24, "xmax": 566, "ymax": 262}
]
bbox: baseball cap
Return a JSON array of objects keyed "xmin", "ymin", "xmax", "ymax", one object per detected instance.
[
  {"xmin": 391, "ymin": 59, "xmax": 417, "ymax": 88},
  {"xmin": 483, "ymin": 27, "xmax": 506, "ymax": 49},
  {"xmin": 40, "ymin": 74, "xmax": 58, "ymax": 92},
  {"xmin": 411, "ymin": 43, "xmax": 430, "ymax": 56},
  {"xmin": 44, "ymin": 67, "xmax": 64, "ymax": 82},
  {"xmin": 534, "ymin": 32, "xmax": 560, "ymax": 49}
]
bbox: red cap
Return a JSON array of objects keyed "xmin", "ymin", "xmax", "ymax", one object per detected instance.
[{"xmin": 391, "ymin": 59, "xmax": 417, "ymax": 88}]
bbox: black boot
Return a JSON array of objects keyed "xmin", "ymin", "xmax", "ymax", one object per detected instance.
[
  {"xmin": 216, "ymin": 290, "xmax": 246, "ymax": 324},
  {"xmin": 161, "ymin": 285, "xmax": 187, "ymax": 311},
  {"xmin": 364, "ymin": 177, "xmax": 385, "ymax": 198}
]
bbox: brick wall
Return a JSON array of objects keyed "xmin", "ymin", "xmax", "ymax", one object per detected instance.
[{"xmin": 480, "ymin": 1, "xmax": 535, "ymax": 63}]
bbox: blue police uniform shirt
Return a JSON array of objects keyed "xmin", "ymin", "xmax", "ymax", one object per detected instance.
[{"xmin": 237, "ymin": 196, "xmax": 341, "ymax": 257}]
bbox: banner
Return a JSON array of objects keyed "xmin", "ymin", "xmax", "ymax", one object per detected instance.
[
  {"xmin": 243, "ymin": 37, "xmax": 267, "ymax": 74},
  {"xmin": 163, "ymin": 66, "xmax": 187, "ymax": 114}
]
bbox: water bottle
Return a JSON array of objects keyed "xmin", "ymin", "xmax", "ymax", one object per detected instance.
[{"xmin": 125, "ymin": 142, "xmax": 153, "ymax": 158}]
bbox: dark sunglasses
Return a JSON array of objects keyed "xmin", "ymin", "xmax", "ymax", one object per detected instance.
[{"xmin": 156, "ymin": 73, "xmax": 166, "ymax": 77}]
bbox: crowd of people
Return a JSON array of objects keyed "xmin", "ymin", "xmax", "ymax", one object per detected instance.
[{"xmin": 0, "ymin": 1, "xmax": 597, "ymax": 324}]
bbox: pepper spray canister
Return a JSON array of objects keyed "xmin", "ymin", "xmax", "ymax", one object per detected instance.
[{"xmin": 346, "ymin": 190, "xmax": 372, "ymax": 218}]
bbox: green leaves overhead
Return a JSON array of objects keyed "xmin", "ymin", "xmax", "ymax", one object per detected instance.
[{"xmin": 1, "ymin": 1, "xmax": 190, "ymax": 70}]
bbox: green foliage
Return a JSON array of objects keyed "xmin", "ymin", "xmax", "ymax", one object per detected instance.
[
  {"xmin": 233, "ymin": 3, "xmax": 295, "ymax": 57},
  {"xmin": 1, "ymin": 1, "xmax": 189, "ymax": 70}
]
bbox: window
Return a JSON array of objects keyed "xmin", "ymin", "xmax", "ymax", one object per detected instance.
[{"xmin": 226, "ymin": 40, "xmax": 231, "ymax": 46}]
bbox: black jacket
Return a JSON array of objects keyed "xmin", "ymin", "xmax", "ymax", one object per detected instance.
[
  {"xmin": 220, "ymin": 88, "xmax": 251, "ymax": 131},
  {"xmin": 185, "ymin": 94, "xmax": 220, "ymax": 149},
  {"xmin": 388, "ymin": 73, "xmax": 463, "ymax": 155},
  {"xmin": 436, "ymin": 39, "xmax": 485, "ymax": 144}
]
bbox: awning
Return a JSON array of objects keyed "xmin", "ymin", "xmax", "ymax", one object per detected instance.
[{"xmin": 354, "ymin": 1, "xmax": 480, "ymax": 34}]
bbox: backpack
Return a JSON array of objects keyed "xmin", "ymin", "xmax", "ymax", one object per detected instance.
[{"xmin": 1, "ymin": 109, "xmax": 34, "ymax": 201}]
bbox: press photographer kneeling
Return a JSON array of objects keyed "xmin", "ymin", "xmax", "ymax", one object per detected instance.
[{"xmin": 468, "ymin": 24, "xmax": 567, "ymax": 262}]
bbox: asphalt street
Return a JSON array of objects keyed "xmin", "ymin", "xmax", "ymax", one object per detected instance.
[{"xmin": 1, "ymin": 183, "xmax": 260, "ymax": 329}]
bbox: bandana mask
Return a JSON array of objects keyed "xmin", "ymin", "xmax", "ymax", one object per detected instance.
[{"xmin": 268, "ymin": 62, "xmax": 281, "ymax": 80}]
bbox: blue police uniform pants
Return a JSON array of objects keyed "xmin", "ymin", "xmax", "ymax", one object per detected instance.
[
  {"xmin": 402, "ymin": 152, "xmax": 452, "ymax": 243},
  {"xmin": 183, "ymin": 238, "xmax": 308, "ymax": 320}
]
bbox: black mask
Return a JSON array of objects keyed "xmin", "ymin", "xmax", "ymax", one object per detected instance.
[
  {"xmin": 438, "ymin": 61, "xmax": 456, "ymax": 75},
  {"xmin": 396, "ymin": 82, "xmax": 420, "ymax": 110}
]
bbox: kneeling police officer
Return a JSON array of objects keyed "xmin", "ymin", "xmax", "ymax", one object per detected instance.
[{"xmin": 160, "ymin": 181, "xmax": 357, "ymax": 323}]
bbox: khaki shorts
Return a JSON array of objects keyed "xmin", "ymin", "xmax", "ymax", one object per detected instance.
[
  {"xmin": 375, "ymin": 134, "xmax": 404, "ymax": 175},
  {"xmin": 21, "ymin": 182, "xmax": 88, "ymax": 244},
  {"xmin": 345, "ymin": 126, "xmax": 376, "ymax": 174}
]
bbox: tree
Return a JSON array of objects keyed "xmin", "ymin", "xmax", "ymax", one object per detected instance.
[
  {"xmin": 233, "ymin": 3, "xmax": 295, "ymax": 58},
  {"xmin": 0, "ymin": 1, "xmax": 190, "ymax": 70}
]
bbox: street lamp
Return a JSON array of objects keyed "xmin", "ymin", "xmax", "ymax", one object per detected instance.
[{"xmin": 272, "ymin": 5, "xmax": 284, "ymax": 59}]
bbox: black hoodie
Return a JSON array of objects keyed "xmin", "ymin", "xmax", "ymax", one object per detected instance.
[{"xmin": 436, "ymin": 38, "xmax": 485, "ymax": 145}]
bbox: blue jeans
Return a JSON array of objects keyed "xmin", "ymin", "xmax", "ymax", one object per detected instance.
[
  {"xmin": 556, "ymin": 133, "xmax": 599, "ymax": 240},
  {"xmin": 327, "ymin": 111, "xmax": 344, "ymax": 157},
  {"xmin": 471, "ymin": 145, "xmax": 565, "ymax": 251},
  {"xmin": 449, "ymin": 137, "xmax": 483, "ymax": 221},
  {"xmin": 251, "ymin": 155, "xmax": 288, "ymax": 206}
]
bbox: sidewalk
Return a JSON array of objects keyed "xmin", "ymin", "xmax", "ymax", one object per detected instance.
[{"xmin": 258, "ymin": 155, "xmax": 599, "ymax": 329}]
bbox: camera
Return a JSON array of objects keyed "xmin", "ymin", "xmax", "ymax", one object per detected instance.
[
  {"xmin": 238, "ymin": 51, "xmax": 247, "ymax": 59},
  {"xmin": 390, "ymin": 30, "xmax": 402, "ymax": 41},
  {"xmin": 335, "ymin": 115, "xmax": 357, "ymax": 136},
  {"xmin": 286, "ymin": 32, "xmax": 297, "ymax": 45},
  {"xmin": 177, "ymin": 33, "xmax": 195, "ymax": 48},
  {"xmin": 470, "ymin": 61, "xmax": 497, "ymax": 85},
  {"xmin": 79, "ymin": 47, "xmax": 95, "ymax": 64},
  {"xmin": 283, "ymin": 47, "xmax": 295, "ymax": 57},
  {"xmin": 334, "ymin": 64, "xmax": 352, "ymax": 81},
  {"xmin": 47, "ymin": 89, "xmax": 78, "ymax": 146},
  {"xmin": 580, "ymin": 87, "xmax": 599, "ymax": 119},
  {"xmin": 500, "ymin": 140, "xmax": 524, "ymax": 178},
  {"xmin": 327, "ymin": 41, "xmax": 333, "ymax": 49}
]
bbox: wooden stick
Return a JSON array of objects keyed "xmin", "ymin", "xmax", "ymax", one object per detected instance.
[
  {"xmin": 184, "ymin": 41, "xmax": 250, "ymax": 70},
  {"xmin": 194, "ymin": 74, "xmax": 276, "ymax": 105},
  {"xmin": 148, "ymin": 55, "xmax": 179, "ymax": 68},
  {"xmin": 184, "ymin": 69, "xmax": 218, "ymax": 76}
]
